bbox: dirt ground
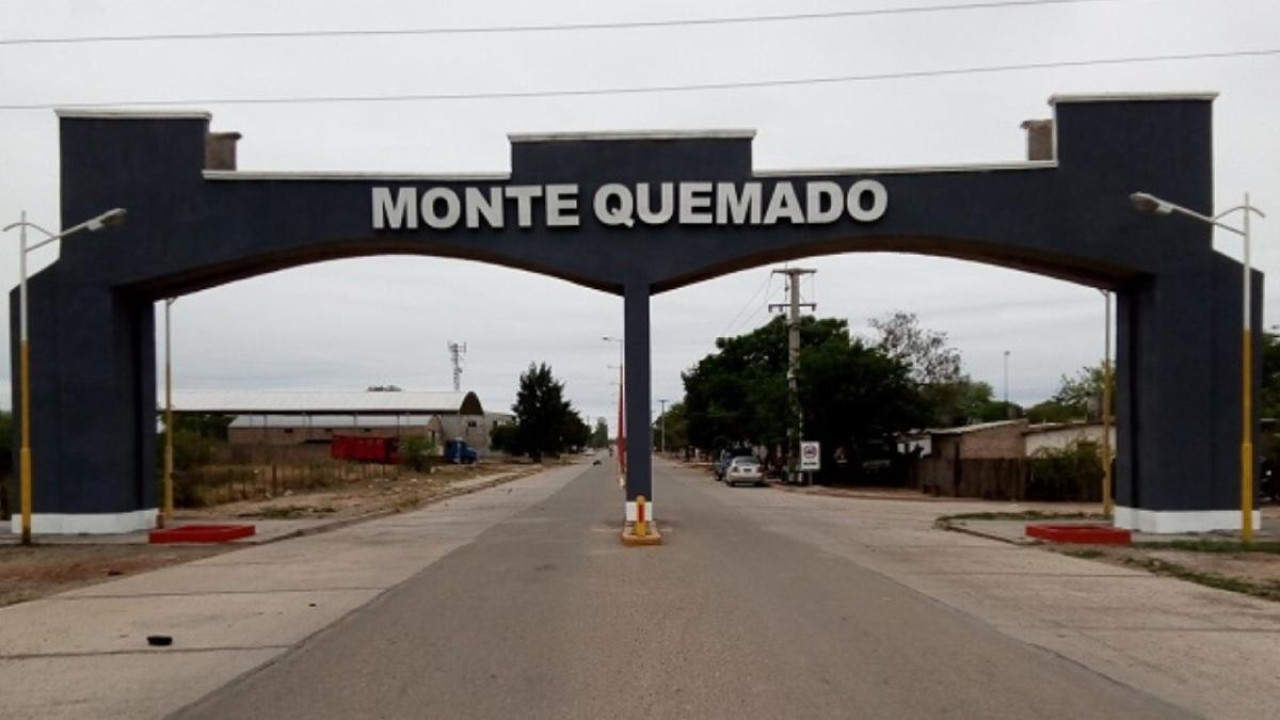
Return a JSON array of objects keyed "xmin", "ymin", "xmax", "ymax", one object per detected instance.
[
  {"xmin": 184, "ymin": 461, "xmax": 541, "ymax": 521},
  {"xmin": 0, "ymin": 460, "xmax": 545, "ymax": 607},
  {"xmin": 0, "ymin": 544, "xmax": 229, "ymax": 607},
  {"xmin": 1054, "ymin": 543, "xmax": 1280, "ymax": 598}
]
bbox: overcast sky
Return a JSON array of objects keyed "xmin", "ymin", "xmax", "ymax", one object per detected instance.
[{"xmin": 1, "ymin": 0, "xmax": 1278, "ymax": 432}]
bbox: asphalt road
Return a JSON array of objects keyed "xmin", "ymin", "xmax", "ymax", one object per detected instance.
[{"xmin": 173, "ymin": 461, "xmax": 1195, "ymax": 720}]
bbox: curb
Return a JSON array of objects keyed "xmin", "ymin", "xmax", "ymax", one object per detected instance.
[
  {"xmin": 225, "ymin": 470, "xmax": 535, "ymax": 547},
  {"xmin": 937, "ymin": 519, "xmax": 1035, "ymax": 546}
]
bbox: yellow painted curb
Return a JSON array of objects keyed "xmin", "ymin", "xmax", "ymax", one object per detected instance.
[{"xmin": 621, "ymin": 523, "xmax": 663, "ymax": 546}]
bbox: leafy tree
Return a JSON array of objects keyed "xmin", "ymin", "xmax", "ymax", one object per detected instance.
[
  {"xmin": 869, "ymin": 311, "xmax": 962, "ymax": 385},
  {"xmin": 1026, "ymin": 364, "xmax": 1110, "ymax": 423},
  {"xmin": 652, "ymin": 401, "xmax": 689, "ymax": 453},
  {"xmin": 0, "ymin": 411, "xmax": 10, "ymax": 519},
  {"xmin": 490, "ymin": 422, "xmax": 518, "ymax": 454},
  {"xmin": 1260, "ymin": 327, "xmax": 1280, "ymax": 421},
  {"xmin": 683, "ymin": 316, "xmax": 848, "ymax": 452},
  {"xmin": 796, "ymin": 331, "xmax": 929, "ymax": 474},
  {"xmin": 683, "ymin": 315, "xmax": 928, "ymax": 477},
  {"xmin": 922, "ymin": 377, "xmax": 1019, "ymax": 427},
  {"xmin": 589, "ymin": 419, "xmax": 610, "ymax": 449},
  {"xmin": 507, "ymin": 363, "xmax": 589, "ymax": 461}
]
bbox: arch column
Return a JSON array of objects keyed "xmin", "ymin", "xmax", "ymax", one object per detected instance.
[{"xmin": 623, "ymin": 281, "xmax": 653, "ymax": 527}]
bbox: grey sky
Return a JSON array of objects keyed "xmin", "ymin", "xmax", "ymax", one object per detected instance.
[{"xmin": 1, "ymin": 0, "xmax": 1277, "ymax": 431}]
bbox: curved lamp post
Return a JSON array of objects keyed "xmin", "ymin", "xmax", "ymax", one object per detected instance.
[
  {"xmin": 603, "ymin": 336, "xmax": 625, "ymax": 478},
  {"xmin": 2, "ymin": 208, "xmax": 126, "ymax": 544},
  {"xmin": 1130, "ymin": 191, "xmax": 1265, "ymax": 542}
]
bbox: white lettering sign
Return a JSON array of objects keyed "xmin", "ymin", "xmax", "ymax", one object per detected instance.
[{"xmin": 371, "ymin": 180, "xmax": 888, "ymax": 230}]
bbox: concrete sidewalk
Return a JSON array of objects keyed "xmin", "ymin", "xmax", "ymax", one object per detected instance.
[
  {"xmin": 675, "ymin": 460, "xmax": 1280, "ymax": 720},
  {"xmin": 0, "ymin": 464, "xmax": 587, "ymax": 720},
  {"xmin": 0, "ymin": 471, "xmax": 525, "ymax": 547}
]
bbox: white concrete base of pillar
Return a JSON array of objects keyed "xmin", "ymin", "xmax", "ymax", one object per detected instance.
[
  {"xmin": 9, "ymin": 508, "xmax": 158, "ymax": 535},
  {"xmin": 1114, "ymin": 506, "xmax": 1263, "ymax": 534},
  {"xmin": 625, "ymin": 500, "xmax": 655, "ymax": 523}
]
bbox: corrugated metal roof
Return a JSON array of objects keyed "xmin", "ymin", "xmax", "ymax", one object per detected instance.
[
  {"xmin": 927, "ymin": 419, "xmax": 1025, "ymax": 436},
  {"xmin": 228, "ymin": 414, "xmax": 442, "ymax": 429},
  {"xmin": 172, "ymin": 390, "xmax": 483, "ymax": 415}
]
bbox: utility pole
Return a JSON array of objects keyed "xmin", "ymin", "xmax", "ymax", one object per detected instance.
[
  {"xmin": 658, "ymin": 398, "xmax": 668, "ymax": 455},
  {"xmin": 1003, "ymin": 350, "xmax": 1012, "ymax": 418},
  {"xmin": 447, "ymin": 341, "xmax": 467, "ymax": 392},
  {"xmin": 769, "ymin": 268, "xmax": 816, "ymax": 484}
]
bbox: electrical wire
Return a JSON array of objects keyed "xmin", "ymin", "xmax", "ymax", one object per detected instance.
[
  {"xmin": 0, "ymin": 0, "xmax": 1128, "ymax": 48},
  {"xmin": 721, "ymin": 273, "xmax": 773, "ymax": 338},
  {"xmin": 2, "ymin": 47, "xmax": 1272, "ymax": 112}
]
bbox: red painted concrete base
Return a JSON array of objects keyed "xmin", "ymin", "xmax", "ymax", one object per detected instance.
[
  {"xmin": 149, "ymin": 524, "xmax": 256, "ymax": 544},
  {"xmin": 1025, "ymin": 523, "xmax": 1131, "ymax": 545}
]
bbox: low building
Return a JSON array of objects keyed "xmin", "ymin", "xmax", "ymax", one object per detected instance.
[
  {"xmin": 901, "ymin": 419, "xmax": 1114, "ymax": 460},
  {"xmin": 919, "ymin": 420, "xmax": 1029, "ymax": 460},
  {"xmin": 227, "ymin": 414, "xmax": 445, "ymax": 446},
  {"xmin": 1024, "ymin": 421, "xmax": 1116, "ymax": 456},
  {"xmin": 173, "ymin": 389, "xmax": 491, "ymax": 453}
]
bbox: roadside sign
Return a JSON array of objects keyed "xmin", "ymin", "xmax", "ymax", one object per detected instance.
[{"xmin": 800, "ymin": 441, "xmax": 821, "ymax": 471}]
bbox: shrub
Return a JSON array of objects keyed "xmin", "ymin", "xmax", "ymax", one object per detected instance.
[
  {"xmin": 400, "ymin": 435, "xmax": 438, "ymax": 472},
  {"xmin": 1027, "ymin": 440, "xmax": 1103, "ymax": 502}
]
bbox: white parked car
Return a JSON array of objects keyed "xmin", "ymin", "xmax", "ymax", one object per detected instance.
[{"xmin": 725, "ymin": 456, "xmax": 765, "ymax": 487}]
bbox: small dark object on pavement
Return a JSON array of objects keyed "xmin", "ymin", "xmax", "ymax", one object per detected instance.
[
  {"xmin": 593, "ymin": 459, "xmax": 602, "ymax": 465},
  {"xmin": 147, "ymin": 635, "xmax": 173, "ymax": 647}
]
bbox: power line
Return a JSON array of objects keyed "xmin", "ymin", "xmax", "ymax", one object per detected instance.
[
  {"xmin": 721, "ymin": 273, "xmax": 773, "ymax": 338},
  {"xmin": 3, "ymin": 47, "xmax": 1273, "ymax": 112},
  {"xmin": 0, "ymin": 0, "xmax": 1126, "ymax": 48}
]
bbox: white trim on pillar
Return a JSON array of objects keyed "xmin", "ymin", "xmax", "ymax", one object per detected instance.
[
  {"xmin": 625, "ymin": 501, "xmax": 655, "ymax": 523},
  {"xmin": 1114, "ymin": 506, "xmax": 1263, "ymax": 534},
  {"xmin": 9, "ymin": 509, "xmax": 158, "ymax": 535}
]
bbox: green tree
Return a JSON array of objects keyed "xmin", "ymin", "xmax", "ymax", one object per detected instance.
[
  {"xmin": 589, "ymin": 419, "xmax": 610, "ymax": 449},
  {"xmin": 507, "ymin": 363, "xmax": 589, "ymax": 461},
  {"xmin": 652, "ymin": 401, "xmax": 689, "ymax": 453},
  {"xmin": 683, "ymin": 315, "xmax": 928, "ymax": 476},
  {"xmin": 869, "ymin": 311, "xmax": 962, "ymax": 384},
  {"xmin": 796, "ymin": 331, "xmax": 929, "ymax": 474},
  {"xmin": 684, "ymin": 316, "xmax": 847, "ymax": 452},
  {"xmin": 1260, "ymin": 327, "xmax": 1280, "ymax": 421},
  {"xmin": 1026, "ymin": 364, "xmax": 1110, "ymax": 423},
  {"xmin": 0, "ymin": 411, "xmax": 11, "ymax": 520}
]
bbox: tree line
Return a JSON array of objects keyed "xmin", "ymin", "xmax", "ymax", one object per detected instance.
[{"xmin": 659, "ymin": 311, "xmax": 1149, "ymax": 479}]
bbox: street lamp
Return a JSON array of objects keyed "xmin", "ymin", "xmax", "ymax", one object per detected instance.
[
  {"xmin": 659, "ymin": 398, "xmax": 668, "ymax": 455},
  {"xmin": 1003, "ymin": 350, "xmax": 1011, "ymax": 417},
  {"xmin": 2, "ymin": 208, "xmax": 127, "ymax": 544},
  {"xmin": 161, "ymin": 298, "xmax": 177, "ymax": 529},
  {"xmin": 603, "ymin": 336, "xmax": 625, "ymax": 477},
  {"xmin": 1100, "ymin": 290, "xmax": 1113, "ymax": 519},
  {"xmin": 1130, "ymin": 190, "xmax": 1265, "ymax": 542}
]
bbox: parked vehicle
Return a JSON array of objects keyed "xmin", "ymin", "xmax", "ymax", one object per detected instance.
[
  {"xmin": 445, "ymin": 438, "xmax": 479, "ymax": 465},
  {"xmin": 331, "ymin": 435, "xmax": 400, "ymax": 464},
  {"xmin": 725, "ymin": 456, "xmax": 765, "ymax": 487}
]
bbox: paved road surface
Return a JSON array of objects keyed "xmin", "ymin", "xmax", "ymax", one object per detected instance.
[{"xmin": 175, "ymin": 461, "xmax": 1195, "ymax": 720}]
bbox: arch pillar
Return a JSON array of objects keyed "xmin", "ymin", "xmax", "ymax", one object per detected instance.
[{"xmin": 623, "ymin": 281, "xmax": 653, "ymax": 527}]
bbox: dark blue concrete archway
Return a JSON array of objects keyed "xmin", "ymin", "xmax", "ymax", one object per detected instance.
[{"xmin": 11, "ymin": 93, "xmax": 1261, "ymax": 534}]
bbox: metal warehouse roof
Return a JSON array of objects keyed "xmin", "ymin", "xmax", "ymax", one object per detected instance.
[
  {"xmin": 228, "ymin": 414, "xmax": 442, "ymax": 429},
  {"xmin": 172, "ymin": 390, "xmax": 484, "ymax": 416}
]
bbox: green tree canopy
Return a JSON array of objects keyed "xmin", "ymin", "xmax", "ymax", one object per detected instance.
[
  {"xmin": 507, "ymin": 363, "xmax": 589, "ymax": 461},
  {"xmin": 682, "ymin": 315, "xmax": 928, "ymax": 470},
  {"xmin": 1026, "ymin": 364, "xmax": 1111, "ymax": 423},
  {"xmin": 589, "ymin": 418, "xmax": 610, "ymax": 449}
]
